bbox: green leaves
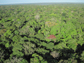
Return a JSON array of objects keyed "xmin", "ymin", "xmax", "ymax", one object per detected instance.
[
  {"xmin": 35, "ymin": 33, "xmax": 44, "ymax": 40},
  {"xmin": 11, "ymin": 43, "xmax": 24, "ymax": 57},
  {"xmin": 12, "ymin": 50, "xmax": 24, "ymax": 57},
  {"xmin": 21, "ymin": 59, "xmax": 28, "ymax": 63},
  {"xmin": 80, "ymin": 51, "xmax": 84, "ymax": 61},
  {"xmin": 0, "ymin": 19, "xmax": 5, "ymax": 23},
  {"xmin": 14, "ymin": 30, "xmax": 19, "ymax": 35},
  {"xmin": 31, "ymin": 53, "xmax": 48, "ymax": 63},
  {"xmin": 36, "ymin": 48, "xmax": 49, "ymax": 54},
  {"xmin": 50, "ymin": 26, "xmax": 57, "ymax": 35},
  {"xmin": 38, "ymin": 30, "xmax": 41, "ymax": 33},
  {"xmin": 0, "ymin": 4, "xmax": 84, "ymax": 63},
  {"xmin": 41, "ymin": 42, "xmax": 47, "ymax": 46},
  {"xmin": 12, "ymin": 35, "xmax": 21, "ymax": 42},
  {"xmin": 5, "ymin": 43, "xmax": 9, "ymax": 48},
  {"xmin": 54, "ymin": 42, "xmax": 68, "ymax": 49},
  {"xmin": 46, "ymin": 43, "xmax": 54, "ymax": 49},
  {"xmin": 66, "ymin": 39, "xmax": 77, "ymax": 51},
  {"xmin": 23, "ymin": 42, "xmax": 36, "ymax": 55},
  {"xmin": 4, "ymin": 30, "xmax": 12, "ymax": 37},
  {"xmin": 31, "ymin": 53, "xmax": 40, "ymax": 63},
  {"xmin": 62, "ymin": 13, "xmax": 67, "ymax": 17}
]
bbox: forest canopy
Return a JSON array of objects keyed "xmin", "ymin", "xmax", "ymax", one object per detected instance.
[{"xmin": 0, "ymin": 3, "xmax": 84, "ymax": 63}]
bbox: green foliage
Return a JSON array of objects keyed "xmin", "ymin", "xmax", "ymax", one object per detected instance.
[
  {"xmin": 62, "ymin": 13, "xmax": 67, "ymax": 17},
  {"xmin": 4, "ymin": 30, "xmax": 13, "ymax": 38},
  {"xmin": 12, "ymin": 35, "xmax": 21, "ymax": 42},
  {"xmin": 23, "ymin": 42, "xmax": 36, "ymax": 55},
  {"xmin": 0, "ymin": 4, "xmax": 84, "ymax": 63},
  {"xmin": 35, "ymin": 33, "xmax": 44, "ymax": 40},
  {"xmin": 41, "ymin": 42, "xmax": 47, "ymax": 46},
  {"xmin": 38, "ymin": 30, "xmax": 41, "ymax": 33},
  {"xmin": 20, "ymin": 59, "xmax": 28, "ymax": 63},
  {"xmin": 46, "ymin": 43, "xmax": 54, "ymax": 49},
  {"xmin": 19, "ymin": 25, "xmax": 29, "ymax": 35},
  {"xmin": 80, "ymin": 51, "xmax": 84, "ymax": 61},
  {"xmin": 59, "ymin": 58, "xmax": 77, "ymax": 63},
  {"xmin": 5, "ymin": 43, "xmax": 9, "ymax": 48},
  {"xmin": 0, "ymin": 29, "xmax": 7, "ymax": 36},
  {"xmin": 31, "ymin": 53, "xmax": 45, "ymax": 63},
  {"xmin": 45, "ymin": 38, "xmax": 51, "ymax": 42},
  {"xmin": 50, "ymin": 26, "xmax": 57, "ymax": 35},
  {"xmin": 32, "ymin": 53, "xmax": 43, "ymax": 60},
  {"xmin": 0, "ymin": 19, "xmax": 6, "ymax": 23},
  {"xmin": 0, "ymin": 50, "xmax": 4, "ymax": 63},
  {"xmin": 28, "ymin": 28, "xmax": 35, "ymax": 36},
  {"xmin": 10, "ymin": 42, "xmax": 24, "ymax": 58},
  {"xmin": 14, "ymin": 30, "xmax": 19, "ymax": 35},
  {"xmin": 4, "ymin": 57, "xmax": 28, "ymax": 63},
  {"xmin": 41, "ymin": 60, "xmax": 48, "ymax": 63},
  {"xmin": 54, "ymin": 42, "xmax": 68, "ymax": 49},
  {"xmin": 67, "ymin": 39, "xmax": 77, "ymax": 51},
  {"xmin": 44, "ymin": 31, "xmax": 50, "ymax": 37},
  {"xmin": 36, "ymin": 48, "xmax": 49, "ymax": 54}
]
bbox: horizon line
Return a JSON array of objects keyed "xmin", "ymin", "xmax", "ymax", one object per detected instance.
[{"xmin": 0, "ymin": 2, "xmax": 84, "ymax": 5}]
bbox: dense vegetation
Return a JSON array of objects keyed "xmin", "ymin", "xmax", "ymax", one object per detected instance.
[{"xmin": 0, "ymin": 3, "xmax": 84, "ymax": 63}]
